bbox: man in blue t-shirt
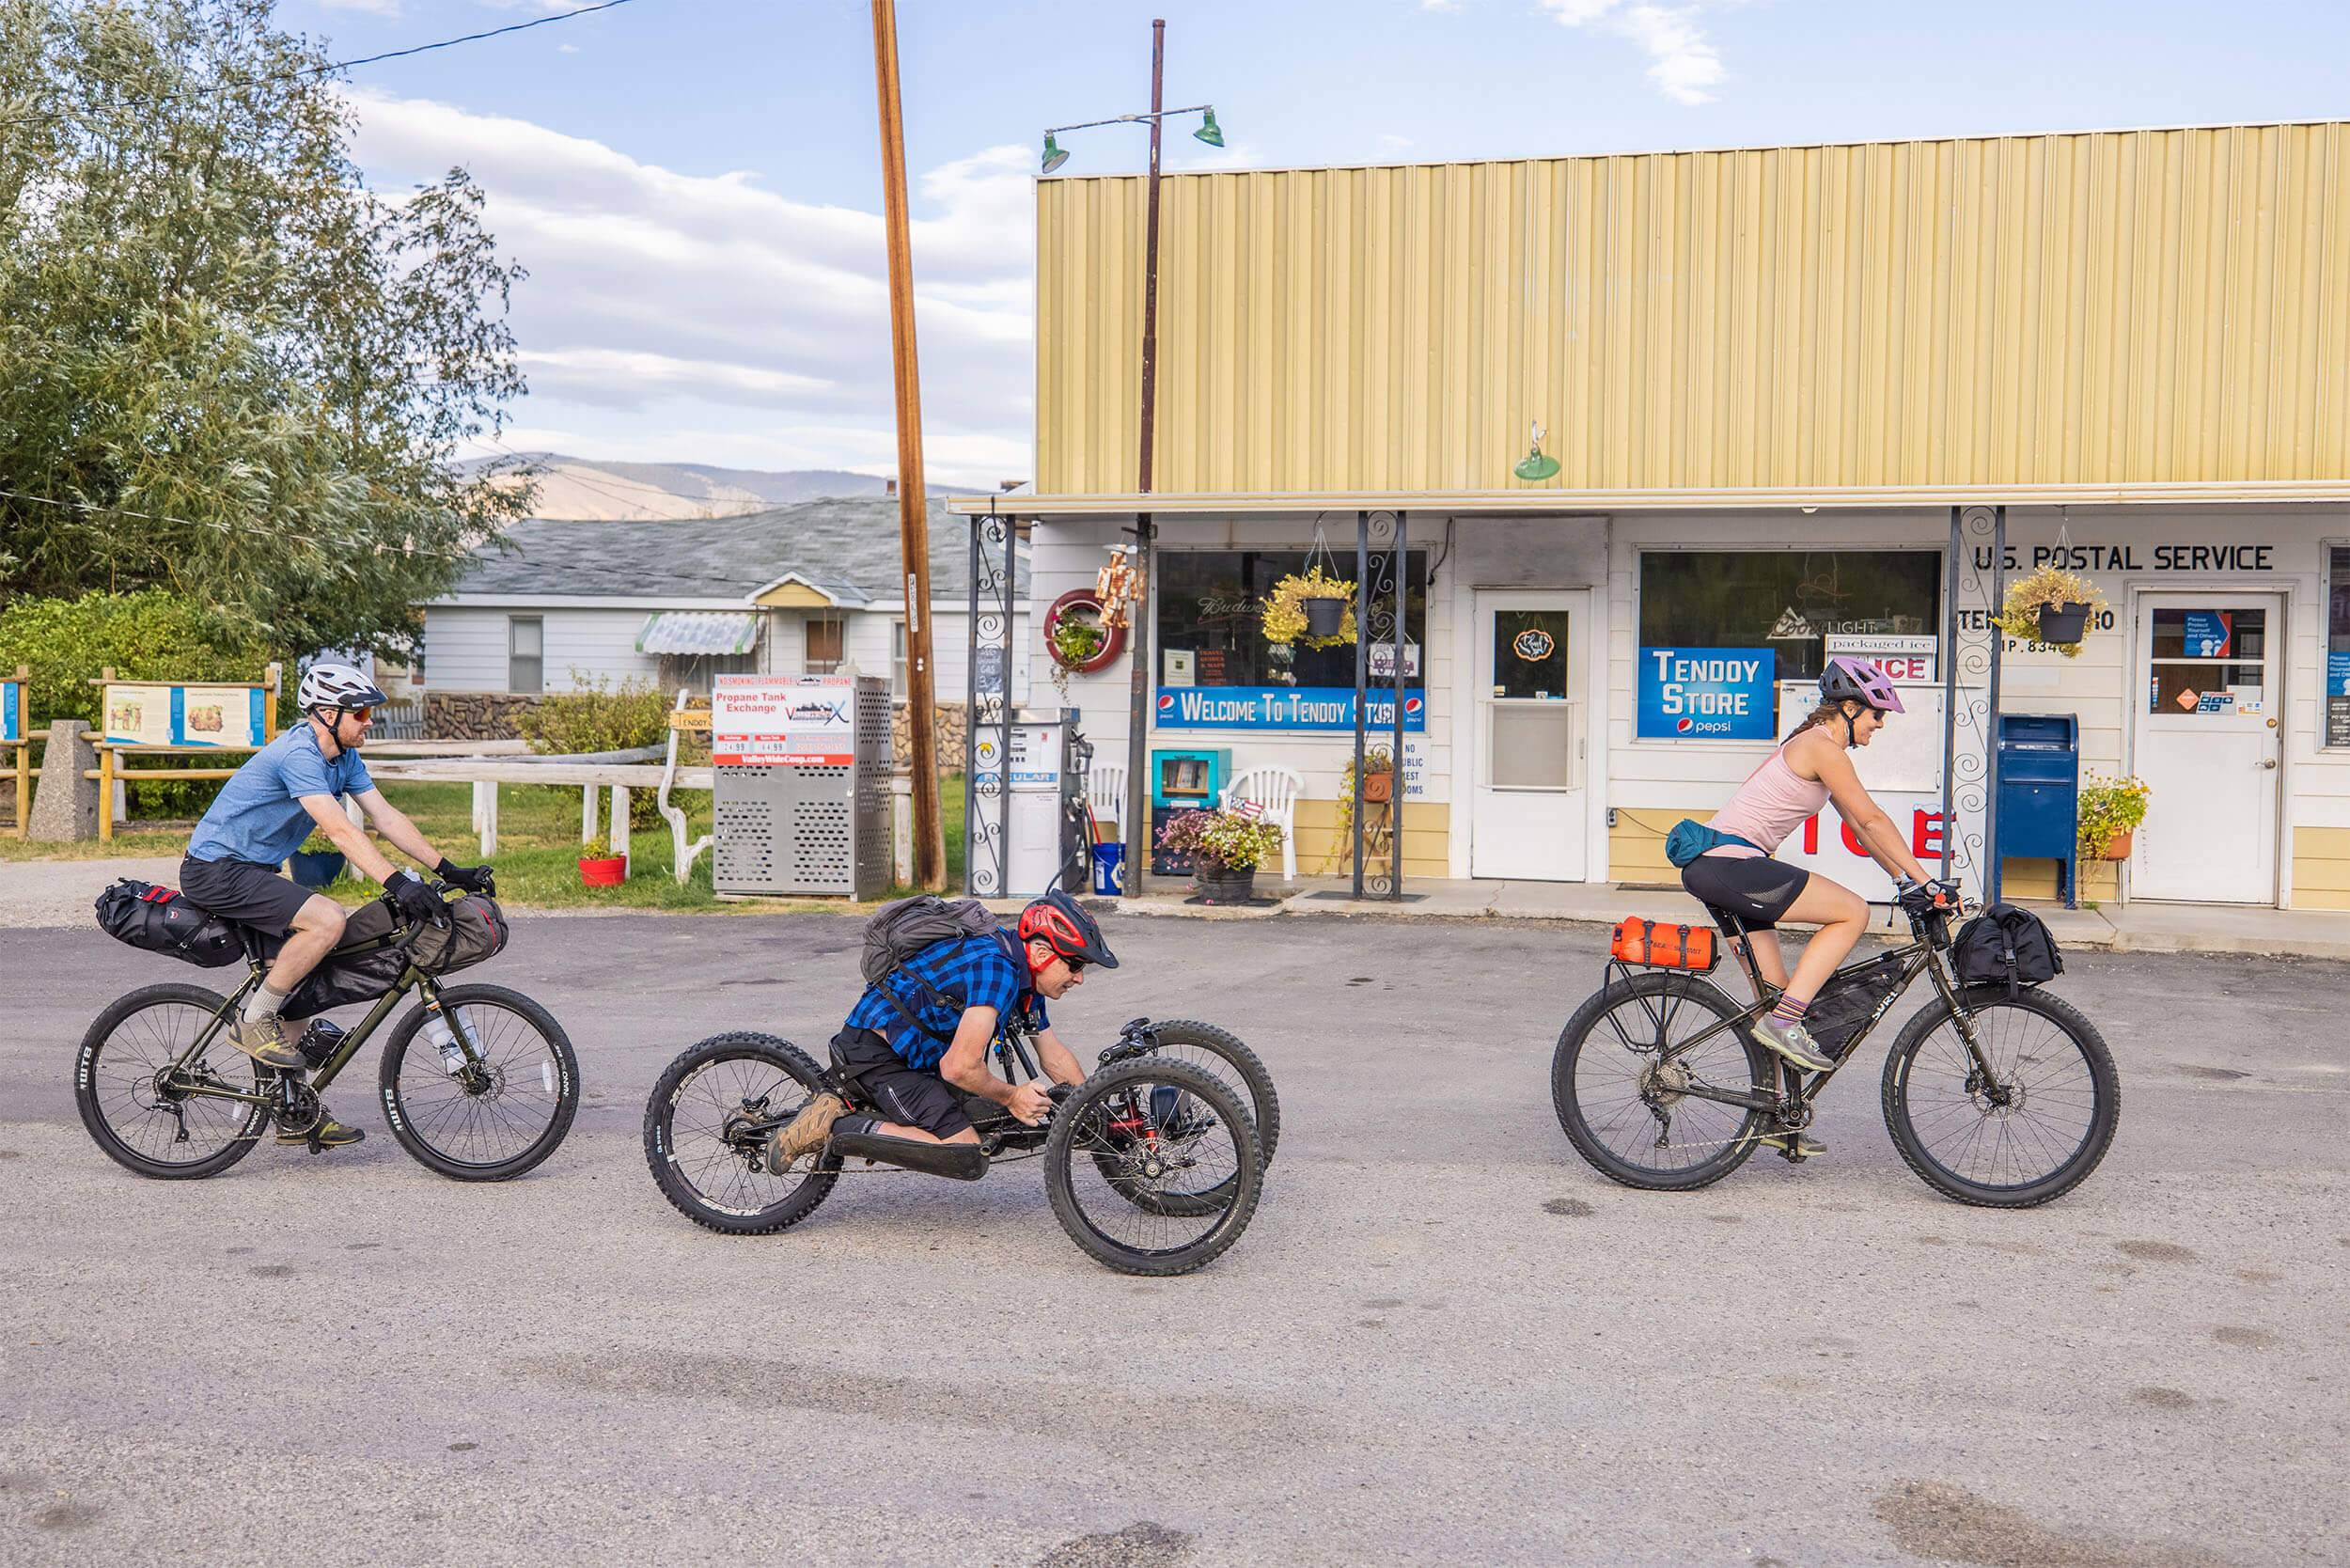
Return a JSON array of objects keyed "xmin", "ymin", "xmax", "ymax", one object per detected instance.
[
  {"xmin": 180, "ymin": 664, "xmax": 494, "ymax": 1148},
  {"xmin": 764, "ymin": 890, "xmax": 1120, "ymax": 1175}
]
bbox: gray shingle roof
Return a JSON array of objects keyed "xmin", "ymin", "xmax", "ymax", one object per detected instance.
[{"xmin": 440, "ymin": 496, "xmax": 1027, "ymax": 603}]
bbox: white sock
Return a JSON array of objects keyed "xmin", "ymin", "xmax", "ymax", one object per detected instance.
[{"xmin": 243, "ymin": 984, "xmax": 290, "ymax": 1025}]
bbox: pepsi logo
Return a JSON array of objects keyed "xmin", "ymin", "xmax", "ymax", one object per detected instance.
[
  {"xmin": 1676, "ymin": 716, "xmax": 1694, "ymax": 733},
  {"xmin": 1403, "ymin": 697, "xmax": 1424, "ymax": 715},
  {"xmin": 1155, "ymin": 694, "xmax": 1175, "ymax": 713}
]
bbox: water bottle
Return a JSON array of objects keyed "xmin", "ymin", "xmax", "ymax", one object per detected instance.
[{"xmin": 423, "ymin": 1011, "xmax": 467, "ymax": 1075}]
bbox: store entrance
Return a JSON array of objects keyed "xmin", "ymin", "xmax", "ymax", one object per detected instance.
[
  {"xmin": 2129, "ymin": 592, "xmax": 2282, "ymax": 903},
  {"xmin": 1471, "ymin": 590, "xmax": 1589, "ymax": 881}
]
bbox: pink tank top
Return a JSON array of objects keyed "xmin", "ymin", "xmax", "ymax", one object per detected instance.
[{"xmin": 1703, "ymin": 744, "xmax": 1830, "ymax": 858}]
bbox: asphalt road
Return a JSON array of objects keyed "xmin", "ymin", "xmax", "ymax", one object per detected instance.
[{"xmin": 2, "ymin": 911, "xmax": 2345, "ymax": 1567}]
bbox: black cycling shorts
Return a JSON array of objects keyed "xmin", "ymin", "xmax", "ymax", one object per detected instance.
[
  {"xmin": 180, "ymin": 855, "xmax": 318, "ymax": 936},
  {"xmin": 1680, "ymin": 853, "xmax": 1810, "ymax": 933},
  {"xmin": 831, "ymin": 1027, "xmax": 974, "ymax": 1139}
]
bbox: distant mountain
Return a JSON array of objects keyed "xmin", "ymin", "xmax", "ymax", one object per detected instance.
[{"xmin": 461, "ymin": 454, "xmax": 891, "ymax": 521}]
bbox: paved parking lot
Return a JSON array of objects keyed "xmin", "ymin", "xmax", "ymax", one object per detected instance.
[{"xmin": 3, "ymin": 910, "xmax": 2345, "ymax": 1566}]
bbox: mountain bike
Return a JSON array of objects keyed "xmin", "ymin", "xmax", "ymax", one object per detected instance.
[
  {"xmin": 1551, "ymin": 891, "xmax": 2118, "ymax": 1207},
  {"xmin": 643, "ymin": 1014, "xmax": 1273, "ymax": 1276},
  {"xmin": 75, "ymin": 906, "xmax": 579, "ymax": 1182}
]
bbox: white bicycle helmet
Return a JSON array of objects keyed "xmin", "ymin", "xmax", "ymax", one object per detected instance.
[{"xmin": 296, "ymin": 662, "xmax": 388, "ymax": 715}]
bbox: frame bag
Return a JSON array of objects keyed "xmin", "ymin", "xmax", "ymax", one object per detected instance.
[
  {"xmin": 93, "ymin": 881, "xmax": 243, "ymax": 968},
  {"xmin": 1950, "ymin": 903, "xmax": 2063, "ymax": 996},
  {"xmin": 280, "ymin": 901, "xmax": 407, "ymax": 1020},
  {"xmin": 1800, "ymin": 953, "xmax": 1910, "ymax": 1058}
]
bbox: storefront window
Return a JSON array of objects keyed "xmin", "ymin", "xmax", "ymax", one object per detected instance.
[
  {"xmin": 2327, "ymin": 548, "xmax": 2350, "ymax": 746},
  {"xmin": 2147, "ymin": 607, "xmax": 2266, "ymax": 714},
  {"xmin": 1155, "ymin": 549, "xmax": 1426, "ymax": 691},
  {"xmin": 1637, "ymin": 550, "xmax": 1941, "ymax": 726}
]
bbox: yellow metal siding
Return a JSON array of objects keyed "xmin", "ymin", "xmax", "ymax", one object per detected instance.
[
  {"xmin": 1036, "ymin": 125, "xmax": 2350, "ymax": 497},
  {"xmin": 2291, "ymin": 825, "xmax": 2350, "ymax": 908},
  {"xmin": 1290, "ymin": 798, "xmax": 1449, "ymax": 884}
]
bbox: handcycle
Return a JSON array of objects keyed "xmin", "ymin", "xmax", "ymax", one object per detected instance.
[
  {"xmin": 1550, "ymin": 886, "xmax": 2119, "ymax": 1206},
  {"xmin": 74, "ymin": 894, "xmax": 580, "ymax": 1182},
  {"xmin": 643, "ymin": 1014, "xmax": 1277, "ymax": 1276}
]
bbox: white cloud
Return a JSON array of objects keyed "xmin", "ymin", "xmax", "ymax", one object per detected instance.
[
  {"xmin": 343, "ymin": 89, "xmax": 1036, "ymax": 478},
  {"xmin": 1539, "ymin": 0, "xmax": 1726, "ymax": 104},
  {"xmin": 320, "ymin": 0, "xmax": 402, "ymax": 14}
]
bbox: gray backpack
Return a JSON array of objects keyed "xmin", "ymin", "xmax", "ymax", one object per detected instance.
[{"xmin": 860, "ymin": 895, "xmax": 999, "ymax": 985}]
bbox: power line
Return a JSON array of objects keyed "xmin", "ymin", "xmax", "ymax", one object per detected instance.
[{"xmin": 0, "ymin": 0, "xmax": 644, "ymax": 131}]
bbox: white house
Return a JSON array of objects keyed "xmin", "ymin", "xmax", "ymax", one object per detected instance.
[{"xmin": 419, "ymin": 495, "xmax": 1029, "ymax": 719}]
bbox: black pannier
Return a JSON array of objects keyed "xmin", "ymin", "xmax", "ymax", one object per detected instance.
[
  {"xmin": 94, "ymin": 881, "xmax": 243, "ymax": 968},
  {"xmin": 1802, "ymin": 952, "xmax": 1910, "ymax": 1058},
  {"xmin": 1951, "ymin": 902, "xmax": 2064, "ymax": 996}
]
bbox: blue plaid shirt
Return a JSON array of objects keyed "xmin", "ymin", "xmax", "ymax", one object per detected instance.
[{"xmin": 845, "ymin": 930, "xmax": 1049, "ymax": 1071}]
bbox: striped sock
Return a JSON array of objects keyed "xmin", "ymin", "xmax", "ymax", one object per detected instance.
[{"xmin": 1769, "ymin": 993, "xmax": 1810, "ymax": 1027}]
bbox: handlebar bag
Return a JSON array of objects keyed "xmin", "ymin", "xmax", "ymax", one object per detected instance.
[
  {"xmin": 93, "ymin": 881, "xmax": 243, "ymax": 968},
  {"xmin": 1950, "ymin": 903, "xmax": 2063, "ymax": 996},
  {"xmin": 410, "ymin": 893, "xmax": 509, "ymax": 976}
]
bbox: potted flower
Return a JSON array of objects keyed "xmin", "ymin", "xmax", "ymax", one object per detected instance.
[
  {"xmin": 288, "ymin": 826, "xmax": 346, "ymax": 889},
  {"xmin": 578, "ymin": 835, "xmax": 627, "ymax": 886},
  {"xmin": 1322, "ymin": 747, "xmax": 1397, "ymax": 872},
  {"xmin": 1157, "ymin": 807, "xmax": 1285, "ymax": 904},
  {"xmin": 1992, "ymin": 566, "xmax": 2107, "ymax": 655},
  {"xmin": 1261, "ymin": 568, "xmax": 1356, "ymax": 647},
  {"xmin": 2076, "ymin": 774, "xmax": 2151, "ymax": 861},
  {"xmin": 1047, "ymin": 614, "xmax": 1106, "ymax": 697}
]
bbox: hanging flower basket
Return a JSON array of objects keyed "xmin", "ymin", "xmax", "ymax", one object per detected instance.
[
  {"xmin": 1991, "ymin": 567, "xmax": 2107, "ymax": 657},
  {"xmin": 1262, "ymin": 568, "xmax": 1356, "ymax": 649},
  {"xmin": 1044, "ymin": 589, "xmax": 1125, "ymax": 675}
]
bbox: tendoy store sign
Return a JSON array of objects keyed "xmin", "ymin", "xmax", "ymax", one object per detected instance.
[{"xmin": 1637, "ymin": 649, "xmax": 1774, "ymax": 740}]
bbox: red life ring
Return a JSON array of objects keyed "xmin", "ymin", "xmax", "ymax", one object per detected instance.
[{"xmin": 1044, "ymin": 589, "xmax": 1125, "ymax": 674}]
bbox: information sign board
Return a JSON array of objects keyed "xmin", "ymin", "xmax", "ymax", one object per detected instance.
[
  {"xmin": 101, "ymin": 683, "xmax": 267, "ymax": 748},
  {"xmin": 1, "ymin": 682, "xmax": 17, "ymax": 745}
]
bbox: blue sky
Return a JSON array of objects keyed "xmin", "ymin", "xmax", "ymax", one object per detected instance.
[{"xmin": 290, "ymin": 0, "xmax": 2350, "ymax": 487}]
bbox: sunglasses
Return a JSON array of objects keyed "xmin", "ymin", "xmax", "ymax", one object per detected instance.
[
  {"xmin": 1059, "ymin": 955, "xmax": 1090, "ymax": 975},
  {"xmin": 344, "ymin": 706, "xmax": 373, "ymax": 723}
]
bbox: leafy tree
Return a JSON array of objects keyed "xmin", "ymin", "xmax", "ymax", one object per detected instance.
[{"xmin": 0, "ymin": 0, "xmax": 533, "ymax": 657}]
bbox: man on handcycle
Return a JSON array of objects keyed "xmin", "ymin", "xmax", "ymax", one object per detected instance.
[
  {"xmin": 179, "ymin": 663, "xmax": 495, "ymax": 1149},
  {"xmin": 763, "ymin": 889, "xmax": 1118, "ymax": 1176}
]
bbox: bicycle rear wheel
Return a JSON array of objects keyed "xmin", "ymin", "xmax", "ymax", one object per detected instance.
[
  {"xmin": 75, "ymin": 983, "xmax": 269, "ymax": 1179},
  {"xmin": 378, "ymin": 985, "xmax": 579, "ymax": 1182},
  {"xmin": 1552, "ymin": 971, "xmax": 1771, "ymax": 1191},
  {"xmin": 1882, "ymin": 985, "xmax": 2119, "ymax": 1208}
]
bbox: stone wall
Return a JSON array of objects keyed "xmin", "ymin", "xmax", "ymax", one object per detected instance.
[
  {"xmin": 892, "ymin": 700, "xmax": 968, "ymax": 774},
  {"xmin": 425, "ymin": 692, "xmax": 541, "ymax": 741}
]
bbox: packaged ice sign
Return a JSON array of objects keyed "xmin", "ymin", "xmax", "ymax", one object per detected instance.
[
  {"xmin": 712, "ymin": 674, "xmax": 854, "ymax": 765},
  {"xmin": 1637, "ymin": 648, "xmax": 1774, "ymax": 740},
  {"xmin": 1154, "ymin": 686, "xmax": 1425, "ymax": 732},
  {"xmin": 1825, "ymin": 634, "xmax": 1937, "ymax": 682},
  {"xmin": 2182, "ymin": 610, "xmax": 2233, "ymax": 658}
]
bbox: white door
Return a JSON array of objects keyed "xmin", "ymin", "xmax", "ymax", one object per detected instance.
[
  {"xmin": 2130, "ymin": 593, "xmax": 2282, "ymax": 903},
  {"xmin": 1472, "ymin": 591, "xmax": 1589, "ymax": 880}
]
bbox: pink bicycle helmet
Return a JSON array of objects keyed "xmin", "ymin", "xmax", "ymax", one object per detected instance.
[{"xmin": 1819, "ymin": 654, "xmax": 1905, "ymax": 715}]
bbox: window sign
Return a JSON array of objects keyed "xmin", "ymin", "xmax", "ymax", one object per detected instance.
[
  {"xmin": 1154, "ymin": 686, "xmax": 1425, "ymax": 732},
  {"xmin": 1825, "ymin": 633, "xmax": 1937, "ymax": 682},
  {"xmin": 1637, "ymin": 648, "xmax": 1775, "ymax": 740},
  {"xmin": 2181, "ymin": 610, "xmax": 2233, "ymax": 658},
  {"xmin": 2331, "ymin": 549, "xmax": 2350, "ymax": 747},
  {"xmin": 712, "ymin": 674, "xmax": 854, "ymax": 765}
]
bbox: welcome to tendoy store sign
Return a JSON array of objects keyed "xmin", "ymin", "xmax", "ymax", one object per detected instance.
[{"xmin": 1637, "ymin": 649, "xmax": 1775, "ymax": 740}]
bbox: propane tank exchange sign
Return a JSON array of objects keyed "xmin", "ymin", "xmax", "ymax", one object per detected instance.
[{"xmin": 1637, "ymin": 648, "xmax": 1776, "ymax": 740}]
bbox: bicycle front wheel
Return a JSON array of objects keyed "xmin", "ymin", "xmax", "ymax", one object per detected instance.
[
  {"xmin": 1882, "ymin": 985, "xmax": 2119, "ymax": 1208},
  {"xmin": 1552, "ymin": 970, "xmax": 1771, "ymax": 1191},
  {"xmin": 74, "ymin": 983, "xmax": 269, "ymax": 1180},
  {"xmin": 378, "ymin": 985, "xmax": 580, "ymax": 1182}
]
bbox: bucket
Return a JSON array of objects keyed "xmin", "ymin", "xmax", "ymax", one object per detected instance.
[{"xmin": 1090, "ymin": 841, "xmax": 1125, "ymax": 897}]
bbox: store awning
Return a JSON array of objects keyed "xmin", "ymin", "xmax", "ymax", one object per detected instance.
[{"xmin": 636, "ymin": 611, "xmax": 760, "ymax": 656}]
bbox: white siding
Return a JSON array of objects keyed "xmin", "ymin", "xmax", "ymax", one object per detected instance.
[{"xmin": 422, "ymin": 606, "xmax": 662, "ymax": 694}]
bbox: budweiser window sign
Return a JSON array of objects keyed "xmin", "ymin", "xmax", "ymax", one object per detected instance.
[{"xmin": 712, "ymin": 674, "xmax": 855, "ymax": 766}]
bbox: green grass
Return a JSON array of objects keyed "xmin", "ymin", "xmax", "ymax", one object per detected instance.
[{"xmin": 4, "ymin": 775, "xmax": 970, "ymax": 912}]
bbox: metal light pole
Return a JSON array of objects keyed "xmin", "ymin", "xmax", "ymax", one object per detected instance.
[
  {"xmin": 870, "ymin": 0, "xmax": 946, "ymax": 888},
  {"xmin": 1039, "ymin": 21, "xmax": 1220, "ymax": 901}
]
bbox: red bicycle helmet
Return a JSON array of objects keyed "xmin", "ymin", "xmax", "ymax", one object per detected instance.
[{"xmin": 1017, "ymin": 889, "xmax": 1120, "ymax": 970}]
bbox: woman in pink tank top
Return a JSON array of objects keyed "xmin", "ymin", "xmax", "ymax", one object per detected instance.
[{"xmin": 1680, "ymin": 658, "xmax": 1947, "ymax": 1088}]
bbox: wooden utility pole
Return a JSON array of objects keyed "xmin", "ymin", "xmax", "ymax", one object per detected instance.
[
  {"xmin": 1120, "ymin": 18, "xmax": 1167, "ymax": 898},
  {"xmin": 870, "ymin": 0, "xmax": 946, "ymax": 888}
]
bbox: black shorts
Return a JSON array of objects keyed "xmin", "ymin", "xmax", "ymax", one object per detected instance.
[
  {"xmin": 180, "ymin": 855, "xmax": 316, "ymax": 936},
  {"xmin": 831, "ymin": 1027, "xmax": 974, "ymax": 1138},
  {"xmin": 1680, "ymin": 853, "xmax": 1810, "ymax": 933}
]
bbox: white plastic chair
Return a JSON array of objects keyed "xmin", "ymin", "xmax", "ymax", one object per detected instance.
[
  {"xmin": 1085, "ymin": 760, "xmax": 1128, "ymax": 842},
  {"xmin": 1220, "ymin": 764, "xmax": 1306, "ymax": 882}
]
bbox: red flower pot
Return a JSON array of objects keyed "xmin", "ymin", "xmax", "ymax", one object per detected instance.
[{"xmin": 578, "ymin": 855, "xmax": 627, "ymax": 886}]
